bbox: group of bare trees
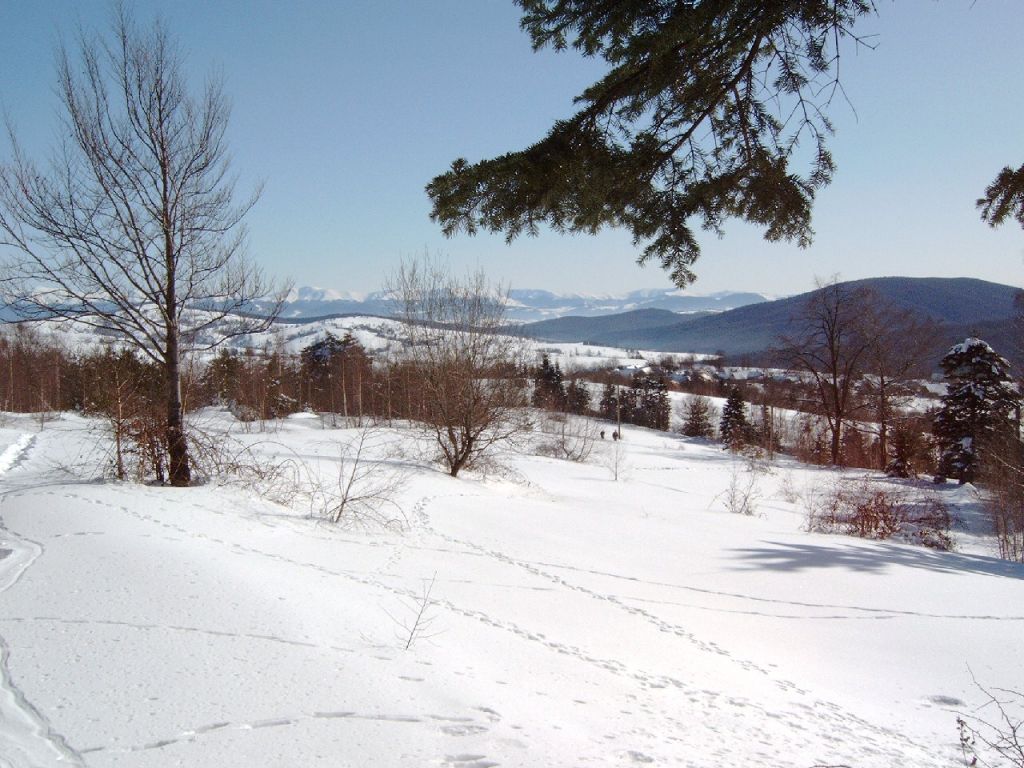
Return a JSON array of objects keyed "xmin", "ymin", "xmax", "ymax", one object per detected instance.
[
  {"xmin": 781, "ymin": 280, "xmax": 936, "ymax": 470},
  {"xmin": 0, "ymin": 279, "xmax": 530, "ymax": 481},
  {"xmin": 0, "ymin": 7, "xmax": 529, "ymax": 485}
]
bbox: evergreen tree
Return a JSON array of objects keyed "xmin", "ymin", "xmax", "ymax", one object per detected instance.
[
  {"xmin": 428, "ymin": 1, "xmax": 875, "ymax": 286},
  {"xmin": 885, "ymin": 417, "xmax": 929, "ymax": 479},
  {"xmin": 682, "ymin": 395, "xmax": 715, "ymax": 438},
  {"xmin": 599, "ymin": 381, "xmax": 618, "ymax": 422},
  {"xmin": 565, "ymin": 378, "xmax": 591, "ymax": 415},
  {"xmin": 598, "ymin": 382, "xmax": 614, "ymax": 421},
  {"xmin": 629, "ymin": 374, "xmax": 670, "ymax": 431},
  {"xmin": 204, "ymin": 348, "xmax": 244, "ymax": 405},
  {"xmin": 428, "ymin": 2, "xmax": 1021, "ymax": 280},
  {"xmin": 532, "ymin": 353, "xmax": 566, "ymax": 410},
  {"xmin": 299, "ymin": 332, "xmax": 371, "ymax": 416},
  {"xmin": 719, "ymin": 387, "xmax": 750, "ymax": 448},
  {"xmin": 934, "ymin": 338, "xmax": 1020, "ymax": 484},
  {"xmin": 618, "ymin": 385, "xmax": 639, "ymax": 426}
]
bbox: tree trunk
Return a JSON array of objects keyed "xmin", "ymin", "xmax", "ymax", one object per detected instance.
[
  {"xmin": 876, "ymin": 377, "xmax": 890, "ymax": 470},
  {"xmin": 165, "ymin": 329, "xmax": 191, "ymax": 486},
  {"xmin": 830, "ymin": 420, "xmax": 842, "ymax": 466}
]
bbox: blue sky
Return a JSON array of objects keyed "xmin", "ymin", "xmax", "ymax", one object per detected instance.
[{"xmin": 2, "ymin": 1, "xmax": 1022, "ymax": 297}]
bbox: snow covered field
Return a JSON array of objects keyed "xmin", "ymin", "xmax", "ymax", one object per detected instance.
[{"xmin": 0, "ymin": 412, "xmax": 1021, "ymax": 767}]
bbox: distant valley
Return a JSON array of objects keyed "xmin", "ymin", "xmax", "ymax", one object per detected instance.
[{"xmin": 519, "ymin": 277, "xmax": 1023, "ymax": 369}]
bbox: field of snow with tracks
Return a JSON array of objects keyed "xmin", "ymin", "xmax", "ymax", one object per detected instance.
[{"xmin": 0, "ymin": 410, "xmax": 1021, "ymax": 767}]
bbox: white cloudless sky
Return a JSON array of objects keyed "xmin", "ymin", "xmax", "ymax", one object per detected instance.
[{"xmin": 1, "ymin": 1, "xmax": 1022, "ymax": 298}]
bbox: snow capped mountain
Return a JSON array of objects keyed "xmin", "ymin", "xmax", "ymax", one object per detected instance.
[
  {"xmin": 263, "ymin": 286, "xmax": 770, "ymax": 323},
  {"xmin": 288, "ymin": 286, "xmax": 369, "ymax": 303}
]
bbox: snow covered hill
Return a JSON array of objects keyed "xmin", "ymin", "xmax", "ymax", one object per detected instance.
[{"xmin": 0, "ymin": 412, "xmax": 1020, "ymax": 766}]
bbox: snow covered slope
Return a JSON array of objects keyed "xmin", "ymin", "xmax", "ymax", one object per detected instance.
[{"xmin": 0, "ymin": 413, "xmax": 1020, "ymax": 767}]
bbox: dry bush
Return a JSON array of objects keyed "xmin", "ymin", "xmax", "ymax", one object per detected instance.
[
  {"xmin": 718, "ymin": 457, "xmax": 761, "ymax": 515},
  {"xmin": 186, "ymin": 428, "xmax": 307, "ymax": 507},
  {"xmin": 70, "ymin": 348, "xmax": 168, "ymax": 482},
  {"xmin": 186, "ymin": 420, "xmax": 408, "ymax": 530},
  {"xmin": 535, "ymin": 413, "xmax": 600, "ymax": 463},
  {"xmin": 958, "ymin": 678, "xmax": 1024, "ymax": 768},
  {"xmin": 980, "ymin": 435, "xmax": 1024, "ymax": 563},
  {"xmin": 805, "ymin": 479, "xmax": 955, "ymax": 550},
  {"xmin": 308, "ymin": 426, "xmax": 408, "ymax": 529}
]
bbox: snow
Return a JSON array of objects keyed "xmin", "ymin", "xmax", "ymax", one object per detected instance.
[
  {"xmin": 288, "ymin": 286, "xmax": 368, "ymax": 303},
  {"xmin": 0, "ymin": 412, "xmax": 1021, "ymax": 766}
]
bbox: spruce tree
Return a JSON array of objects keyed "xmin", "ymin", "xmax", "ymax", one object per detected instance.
[
  {"xmin": 682, "ymin": 395, "xmax": 715, "ymax": 439},
  {"xmin": 933, "ymin": 338, "xmax": 1020, "ymax": 484},
  {"xmin": 628, "ymin": 374, "xmax": 670, "ymax": 431},
  {"xmin": 428, "ymin": 1, "xmax": 875, "ymax": 286},
  {"xmin": 565, "ymin": 379, "xmax": 591, "ymax": 415},
  {"xmin": 532, "ymin": 353, "xmax": 566, "ymax": 410},
  {"xmin": 429, "ymin": 2, "xmax": 1022, "ymax": 279},
  {"xmin": 719, "ymin": 387, "xmax": 750, "ymax": 448},
  {"xmin": 599, "ymin": 382, "xmax": 618, "ymax": 421}
]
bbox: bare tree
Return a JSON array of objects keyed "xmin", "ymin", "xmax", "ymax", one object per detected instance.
[
  {"xmin": 858, "ymin": 299, "xmax": 935, "ymax": 470},
  {"xmin": 980, "ymin": 430, "xmax": 1024, "ymax": 563},
  {"xmin": 0, "ymin": 8, "xmax": 285, "ymax": 485},
  {"xmin": 537, "ymin": 412, "xmax": 600, "ymax": 463},
  {"xmin": 388, "ymin": 259, "xmax": 530, "ymax": 477},
  {"xmin": 783, "ymin": 279, "xmax": 873, "ymax": 466},
  {"xmin": 314, "ymin": 424, "xmax": 407, "ymax": 529}
]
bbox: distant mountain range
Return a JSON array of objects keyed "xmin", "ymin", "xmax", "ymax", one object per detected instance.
[
  {"xmin": 520, "ymin": 277, "xmax": 1023, "ymax": 368},
  {"xmin": 266, "ymin": 287, "xmax": 769, "ymax": 323},
  {"xmin": 5, "ymin": 276, "xmax": 1018, "ymax": 372}
]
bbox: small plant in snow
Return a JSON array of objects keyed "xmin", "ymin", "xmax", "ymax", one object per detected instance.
[
  {"xmin": 384, "ymin": 573, "xmax": 442, "ymax": 651},
  {"xmin": 957, "ymin": 677, "xmax": 1024, "ymax": 767},
  {"xmin": 742, "ymin": 444, "xmax": 771, "ymax": 474},
  {"xmin": 602, "ymin": 440, "xmax": 629, "ymax": 481},
  {"xmin": 718, "ymin": 458, "xmax": 760, "ymax": 515},
  {"xmin": 777, "ymin": 469, "xmax": 800, "ymax": 504},
  {"xmin": 310, "ymin": 424, "xmax": 408, "ymax": 529}
]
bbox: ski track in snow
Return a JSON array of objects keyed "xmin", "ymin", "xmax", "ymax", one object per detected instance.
[{"xmin": 0, "ymin": 433, "xmax": 87, "ymax": 768}]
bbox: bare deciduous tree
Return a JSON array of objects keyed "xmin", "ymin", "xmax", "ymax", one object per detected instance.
[
  {"xmin": 980, "ymin": 431, "xmax": 1024, "ymax": 563},
  {"xmin": 783, "ymin": 280, "xmax": 873, "ymax": 466},
  {"xmin": 858, "ymin": 298, "xmax": 936, "ymax": 470},
  {"xmin": 388, "ymin": 260, "xmax": 530, "ymax": 477},
  {"xmin": 314, "ymin": 425, "xmax": 407, "ymax": 528},
  {"xmin": 0, "ymin": 8, "xmax": 285, "ymax": 485},
  {"xmin": 537, "ymin": 413, "xmax": 600, "ymax": 463}
]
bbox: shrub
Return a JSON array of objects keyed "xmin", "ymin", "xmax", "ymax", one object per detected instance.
[
  {"xmin": 805, "ymin": 480, "xmax": 955, "ymax": 550},
  {"xmin": 536, "ymin": 414, "xmax": 600, "ymax": 463}
]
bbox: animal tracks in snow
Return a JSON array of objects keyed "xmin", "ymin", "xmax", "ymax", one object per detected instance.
[
  {"xmin": 78, "ymin": 706, "xmax": 500, "ymax": 758},
  {"xmin": 0, "ymin": 433, "xmax": 87, "ymax": 768},
  {"xmin": 407, "ymin": 494, "xmax": 937, "ymax": 763}
]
